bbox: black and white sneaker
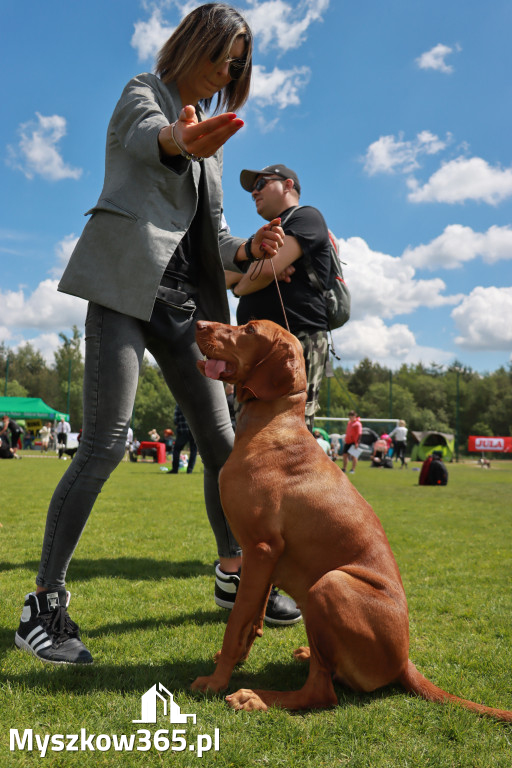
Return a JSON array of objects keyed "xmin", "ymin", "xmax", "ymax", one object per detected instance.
[
  {"xmin": 15, "ymin": 590, "xmax": 93, "ymax": 664},
  {"xmin": 214, "ymin": 562, "xmax": 302, "ymax": 626}
]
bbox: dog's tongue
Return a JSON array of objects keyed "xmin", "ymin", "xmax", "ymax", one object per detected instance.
[{"xmin": 204, "ymin": 359, "xmax": 228, "ymax": 380}]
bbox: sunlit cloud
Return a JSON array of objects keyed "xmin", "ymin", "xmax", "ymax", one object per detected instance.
[
  {"xmin": 452, "ymin": 287, "xmax": 512, "ymax": 350},
  {"xmin": 415, "ymin": 43, "xmax": 461, "ymax": 74},
  {"xmin": 363, "ymin": 131, "xmax": 450, "ymax": 176},
  {"xmin": 407, "ymin": 156, "xmax": 512, "ymax": 204},
  {"xmin": 403, "ymin": 224, "xmax": 512, "ymax": 269},
  {"xmin": 7, "ymin": 113, "xmax": 82, "ymax": 181}
]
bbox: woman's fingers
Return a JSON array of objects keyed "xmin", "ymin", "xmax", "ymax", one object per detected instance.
[
  {"xmin": 174, "ymin": 110, "xmax": 244, "ymax": 157},
  {"xmin": 252, "ymin": 219, "xmax": 285, "ymax": 259}
]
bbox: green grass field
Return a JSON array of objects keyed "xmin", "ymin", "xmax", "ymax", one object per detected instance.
[{"xmin": 1, "ymin": 454, "xmax": 511, "ymax": 767}]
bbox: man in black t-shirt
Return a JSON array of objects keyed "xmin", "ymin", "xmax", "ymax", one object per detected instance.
[{"xmin": 226, "ymin": 164, "xmax": 331, "ymax": 430}]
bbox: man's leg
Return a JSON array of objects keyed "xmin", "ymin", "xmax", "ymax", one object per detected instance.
[
  {"xmin": 296, "ymin": 330, "xmax": 329, "ymax": 432},
  {"xmin": 187, "ymin": 435, "xmax": 198, "ymax": 473},
  {"xmin": 171, "ymin": 433, "xmax": 187, "ymax": 473}
]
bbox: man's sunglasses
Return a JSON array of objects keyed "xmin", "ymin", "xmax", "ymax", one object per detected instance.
[{"xmin": 252, "ymin": 176, "xmax": 284, "ymax": 193}]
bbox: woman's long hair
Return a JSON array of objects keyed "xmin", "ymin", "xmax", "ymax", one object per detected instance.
[{"xmin": 156, "ymin": 3, "xmax": 253, "ymax": 113}]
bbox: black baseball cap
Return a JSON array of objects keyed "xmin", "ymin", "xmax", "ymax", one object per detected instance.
[{"xmin": 240, "ymin": 164, "xmax": 301, "ymax": 195}]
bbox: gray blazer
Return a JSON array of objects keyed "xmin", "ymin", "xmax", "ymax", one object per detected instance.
[{"xmin": 59, "ymin": 73, "xmax": 244, "ymax": 323}]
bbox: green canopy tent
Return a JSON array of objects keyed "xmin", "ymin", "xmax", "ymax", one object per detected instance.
[
  {"xmin": 410, "ymin": 430, "xmax": 454, "ymax": 462},
  {"xmin": 0, "ymin": 397, "xmax": 68, "ymax": 422}
]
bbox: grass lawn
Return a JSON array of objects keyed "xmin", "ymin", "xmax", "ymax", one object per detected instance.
[{"xmin": 1, "ymin": 453, "xmax": 511, "ymax": 767}]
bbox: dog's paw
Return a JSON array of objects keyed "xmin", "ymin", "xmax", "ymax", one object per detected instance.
[
  {"xmin": 226, "ymin": 689, "xmax": 268, "ymax": 712},
  {"xmin": 191, "ymin": 675, "xmax": 227, "ymax": 693},
  {"xmin": 293, "ymin": 646, "xmax": 310, "ymax": 662}
]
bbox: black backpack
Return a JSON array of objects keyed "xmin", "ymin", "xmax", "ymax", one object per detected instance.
[
  {"xmin": 280, "ymin": 207, "xmax": 351, "ymax": 331},
  {"xmin": 428, "ymin": 457, "xmax": 448, "ymax": 485}
]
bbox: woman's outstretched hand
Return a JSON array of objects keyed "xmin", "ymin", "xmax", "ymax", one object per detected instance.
[{"xmin": 159, "ymin": 105, "xmax": 244, "ymax": 160}]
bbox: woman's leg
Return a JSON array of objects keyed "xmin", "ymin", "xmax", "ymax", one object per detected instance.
[
  {"xmin": 147, "ymin": 308, "xmax": 240, "ymax": 560},
  {"xmin": 36, "ymin": 304, "xmax": 146, "ymax": 589}
]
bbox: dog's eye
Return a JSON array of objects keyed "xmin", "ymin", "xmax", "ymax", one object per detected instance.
[{"xmin": 245, "ymin": 325, "xmax": 256, "ymax": 334}]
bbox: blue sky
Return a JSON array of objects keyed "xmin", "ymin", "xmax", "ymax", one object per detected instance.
[{"xmin": 1, "ymin": 0, "xmax": 511, "ymax": 373}]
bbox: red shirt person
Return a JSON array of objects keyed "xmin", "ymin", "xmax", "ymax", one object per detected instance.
[{"xmin": 342, "ymin": 411, "xmax": 363, "ymax": 474}]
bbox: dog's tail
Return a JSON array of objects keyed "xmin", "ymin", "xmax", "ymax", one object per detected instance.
[{"xmin": 399, "ymin": 660, "xmax": 512, "ymax": 722}]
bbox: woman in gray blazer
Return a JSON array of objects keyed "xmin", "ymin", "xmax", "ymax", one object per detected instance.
[{"xmin": 15, "ymin": 3, "xmax": 297, "ymax": 666}]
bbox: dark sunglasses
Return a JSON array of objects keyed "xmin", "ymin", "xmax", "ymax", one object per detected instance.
[
  {"xmin": 211, "ymin": 54, "xmax": 247, "ymax": 80},
  {"xmin": 252, "ymin": 176, "xmax": 284, "ymax": 193},
  {"xmin": 226, "ymin": 57, "xmax": 247, "ymax": 80}
]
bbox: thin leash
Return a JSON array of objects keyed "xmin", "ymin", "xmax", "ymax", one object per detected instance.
[{"xmin": 250, "ymin": 256, "xmax": 291, "ymax": 333}]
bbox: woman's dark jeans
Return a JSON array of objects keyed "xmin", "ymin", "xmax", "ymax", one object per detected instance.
[{"xmin": 36, "ymin": 301, "xmax": 239, "ymax": 589}]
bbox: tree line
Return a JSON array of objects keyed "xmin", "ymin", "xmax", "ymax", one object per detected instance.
[
  {"xmin": 318, "ymin": 357, "xmax": 512, "ymax": 455},
  {"xmin": 1, "ymin": 330, "xmax": 511, "ymax": 454},
  {"xmin": 0, "ymin": 328, "xmax": 176, "ymax": 440}
]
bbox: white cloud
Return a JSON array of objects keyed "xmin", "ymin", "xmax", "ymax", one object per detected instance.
[
  {"xmin": 50, "ymin": 234, "xmax": 79, "ymax": 278},
  {"xmin": 0, "ymin": 325, "xmax": 12, "ymax": 342},
  {"xmin": 24, "ymin": 333, "xmax": 71, "ymax": 365},
  {"xmin": 415, "ymin": 43, "xmax": 460, "ymax": 74},
  {"xmin": 331, "ymin": 316, "xmax": 415, "ymax": 360},
  {"xmin": 131, "ymin": 0, "xmax": 329, "ymax": 61},
  {"xmin": 336, "ymin": 235, "xmax": 463, "ymax": 320},
  {"xmin": 407, "ymin": 156, "xmax": 512, "ymax": 204},
  {"xmin": 452, "ymin": 287, "xmax": 512, "ymax": 350},
  {"xmin": 403, "ymin": 224, "xmax": 512, "ymax": 269},
  {"xmin": 131, "ymin": 8, "xmax": 175, "ymax": 61},
  {"xmin": 328, "ymin": 316, "xmax": 453, "ymax": 367},
  {"xmin": 363, "ymin": 131, "xmax": 450, "ymax": 175},
  {"xmin": 250, "ymin": 64, "xmax": 310, "ymax": 109},
  {"xmin": 245, "ymin": 0, "xmax": 329, "ymax": 52},
  {"xmin": 7, "ymin": 113, "xmax": 82, "ymax": 181},
  {"xmin": 0, "ymin": 280, "xmax": 86, "ymax": 333}
]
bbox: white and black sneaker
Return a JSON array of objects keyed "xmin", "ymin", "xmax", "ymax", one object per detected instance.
[
  {"xmin": 15, "ymin": 589, "xmax": 93, "ymax": 664},
  {"xmin": 214, "ymin": 562, "xmax": 302, "ymax": 626}
]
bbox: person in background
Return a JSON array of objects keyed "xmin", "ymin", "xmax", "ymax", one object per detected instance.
[
  {"xmin": 171, "ymin": 404, "xmax": 198, "ymax": 474},
  {"xmin": 14, "ymin": 3, "xmax": 299, "ymax": 668},
  {"xmin": 124, "ymin": 426, "xmax": 134, "ymax": 461},
  {"xmin": 161, "ymin": 428, "xmax": 175, "ymax": 457},
  {"xmin": 419, "ymin": 450, "xmax": 448, "ymax": 485},
  {"xmin": 226, "ymin": 164, "xmax": 332, "ymax": 432},
  {"xmin": 1, "ymin": 415, "xmax": 22, "ymax": 456},
  {"xmin": 380, "ymin": 432, "xmax": 392, "ymax": 455},
  {"xmin": 371, "ymin": 435, "xmax": 389, "ymax": 467},
  {"xmin": 329, "ymin": 432, "xmax": 343, "ymax": 460},
  {"xmin": 55, "ymin": 417, "xmax": 71, "ymax": 458},
  {"xmin": 314, "ymin": 430, "xmax": 332, "ymax": 456},
  {"xmin": 39, "ymin": 422, "xmax": 52, "ymax": 453},
  {"xmin": 389, "ymin": 419, "xmax": 408, "ymax": 468},
  {"xmin": 342, "ymin": 411, "xmax": 362, "ymax": 474}
]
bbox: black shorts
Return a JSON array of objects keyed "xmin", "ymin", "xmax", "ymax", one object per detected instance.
[{"xmin": 342, "ymin": 442, "xmax": 355, "ymax": 455}]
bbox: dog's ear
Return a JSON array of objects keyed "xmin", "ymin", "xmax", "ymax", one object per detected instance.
[{"xmin": 237, "ymin": 338, "xmax": 303, "ymax": 402}]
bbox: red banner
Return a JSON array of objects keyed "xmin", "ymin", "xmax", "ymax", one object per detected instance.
[{"xmin": 468, "ymin": 436, "xmax": 512, "ymax": 453}]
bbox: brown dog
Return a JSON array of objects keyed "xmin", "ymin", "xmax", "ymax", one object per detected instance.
[{"xmin": 192, "ymin": 318, "xmax": 512, "ymax": 720}]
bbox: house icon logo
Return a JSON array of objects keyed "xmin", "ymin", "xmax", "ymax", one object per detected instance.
[{"xmin": 133, "ymin": 683, "xmax": 197, "ymax": 725}]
